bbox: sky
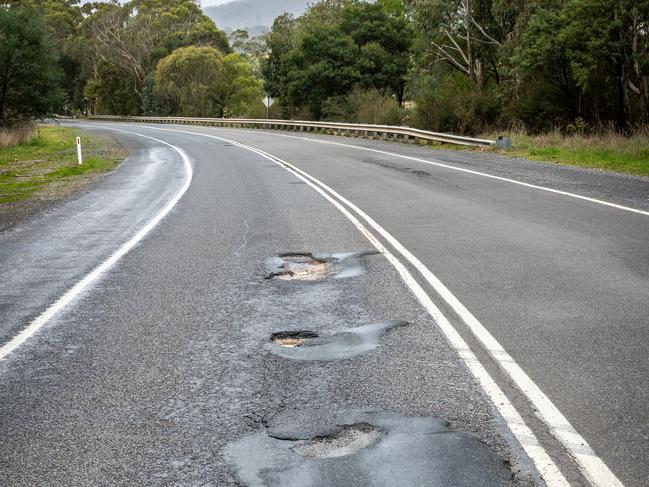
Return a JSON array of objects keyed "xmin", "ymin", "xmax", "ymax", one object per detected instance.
[
  {"xmin": 199, "ymin": 0, "xmax": 234, "ymax": 5},
  {"xmin": 81, "ymin": 0, "xmax": 235, "ymax": 5}
]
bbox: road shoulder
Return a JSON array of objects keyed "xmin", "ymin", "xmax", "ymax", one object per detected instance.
[{"xmin": 0, "ymin": 125, "xmax": 127, "ymax": 233}]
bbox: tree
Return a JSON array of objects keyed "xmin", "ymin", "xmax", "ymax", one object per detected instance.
[
  {"xmin": 559, "ymin": 0, "xmax": 649, "ymax": 127},
  {"xmin": 79, "ymin": 0, "xmax": 230, "ymax": 114},
  {"xmin": 262, "ymin": 12, "xmax": 297, "ymax": 111},
  {"xmin": 339, "ymin": 1, "xmax": 413, "ymax": 103},
  {"xmin": 3, "ymin": 0, "xmax": 84, "ymax": 112},
  {"xmin": 514, "ymin": 0, "xmax": 649, "ymax": 129},
  {"xmin": 155, "ymin": 46, "xmax": 262, "ymax": 117},
  {"xmin": 286, "ymin": 24, "xmax": 360, "ymax": 119},
  {"xmin": 406, "ymin": 0, "xmax": 502, "ymax": 88},
  {"xmin": 514, "ymin": 7, "xmax": 580, "ymax": 126},
  {"xmin": 264, "ymin": 0, "xmax": 413, "ymax": 118},
  {"xmin": 0, "ymin": 5, "xmax": 62, "ymax": 126},
  {"xmin": 229, "ymin": 29, "xmax": 268, "ymax": 77}
]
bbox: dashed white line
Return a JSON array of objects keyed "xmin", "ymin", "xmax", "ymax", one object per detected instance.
[{"xmin": 0, "ymin": 129, "xmax": 193, "ymax": 361}]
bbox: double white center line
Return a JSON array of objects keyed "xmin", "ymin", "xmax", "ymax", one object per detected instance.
[{"xmin": 139, "ymin": 125, "xmax": 622, "ymax": 487}]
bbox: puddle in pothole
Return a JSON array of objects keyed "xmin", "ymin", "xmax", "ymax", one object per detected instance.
[
  {"xmin": 225, "ymin": 409, "xmax": 515, "ymax": 487},
  {"xmin": 265, "ymin": 251, "xmax": 376, "ymax": 282},
  {"xmin": 267, "ymin": 321, "xmax": 407, "ymax": 361}
]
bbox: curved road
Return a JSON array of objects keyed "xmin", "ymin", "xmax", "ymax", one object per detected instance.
[{"xmin": 0, "ymin": 121, "xmax": 647, "ymax": 486}]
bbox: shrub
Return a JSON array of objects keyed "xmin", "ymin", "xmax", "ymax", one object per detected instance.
[
  {"xmin": 410, "ymin": 72, "xmax": 500, "ymax": 135},
  {"xmin": 322, "ymin": 88, "xmax": 403, "ymax": 125}
]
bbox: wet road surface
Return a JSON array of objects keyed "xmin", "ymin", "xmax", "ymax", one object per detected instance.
[{"xmin": 1, "ymin": 121, "xmax": 648, "ymax": 486}]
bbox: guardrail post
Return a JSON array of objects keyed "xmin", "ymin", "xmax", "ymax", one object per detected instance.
[{"xmin": 494, "ymin": 137, "xmax": 513, "ymax": 149}]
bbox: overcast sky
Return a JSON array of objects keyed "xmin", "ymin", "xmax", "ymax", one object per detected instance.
[
  {"xmin": 199, "ymin": 0, "xmax": 234, "ymax": 5},
  {"xmin": 81, "ymin": 0, "xmax": 235, "ymax": 5}
]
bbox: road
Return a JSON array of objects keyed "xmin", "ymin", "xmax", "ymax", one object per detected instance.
[{"xmin": 1, "ymin": 121, "xmax": 647, "ymax": 486}]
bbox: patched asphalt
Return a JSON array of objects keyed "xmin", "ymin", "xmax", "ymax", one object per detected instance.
[
  {"xmin": 267, "ymin": 320, "xmax": 408, "ymax": 361},
  {"xmin": 227, "ymin": 408, "xmax": 515, "ymax": 486},
  {"xmin": 141, "ymin": 123, "xmax": 649, "ymax": 486}
]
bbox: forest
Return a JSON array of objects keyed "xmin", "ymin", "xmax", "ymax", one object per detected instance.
[{"xmin": 1, "ymin": 0, "xmax": 648, "ymax": 136}]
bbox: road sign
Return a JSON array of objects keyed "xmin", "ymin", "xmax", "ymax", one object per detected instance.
[{"xmin": 262, "ymin": 95, "xmax": 275, "ymax": 118}]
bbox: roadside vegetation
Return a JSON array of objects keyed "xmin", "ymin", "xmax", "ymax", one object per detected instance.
[
  {"xmin": 0, "ymin": 125, "xmax": 125, "ymax": 206},
  {"xmin": 502, "ymin": 132, "xmax": 649, "ymax": 177},
  {"xmin": 0, "ymin": 0, "xmax": 647, "ymax": 176},
  {"xmin": 433, "ymin": 130, "xmax": 649, "ymax": 177}
]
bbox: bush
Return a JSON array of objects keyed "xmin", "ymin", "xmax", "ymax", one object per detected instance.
[
  {"xmin": 322, "ymin": 88, "xmax": 403, "ymax": 125},
  {"xmin": 410, "ymin": 72, "xmax": 501, "ymax": 135}
]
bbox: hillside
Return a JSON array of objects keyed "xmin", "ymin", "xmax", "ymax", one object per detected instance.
[{"xmin": 204, "ymin": 0, "xmax": 310, "ymax": 32}]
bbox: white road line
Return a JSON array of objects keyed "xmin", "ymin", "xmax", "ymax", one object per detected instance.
[
  {"xmin": 131, "ymin": 121, "xmax": 631, "ymax": 485},
  {"xmin": 269, "ymin": 148, "xmax": 624, "ymax": 487},
  {"xmin": 0, "ymin": 130, "xmax": 193, "ymax": 361},
  {"xmin": 96, "ymin": 123, "xmax": 627, "ymax": 485},
  {"xmin": 171, "ymin": 124, "xmax": 649, "ymax": 218},
  {"xmin": 128, "ymin": 125, "xmax": 570, "ymax": 486}
]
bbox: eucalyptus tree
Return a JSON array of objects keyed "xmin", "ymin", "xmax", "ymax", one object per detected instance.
[
  {"xmin": 155, "ymin": 46, "xmax": 262, "ymax": 117},
  {"xmin": 79, "ymin": 0, "xmax": 230, "ymax": 114}
]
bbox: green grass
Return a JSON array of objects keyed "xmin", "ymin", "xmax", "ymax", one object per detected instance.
[
  {"xmin": 0, "ymin": 125, "xmax": 125, "ymax": 204},
  {"xmin": 475, "ymin": 131, "xmax": 649, "ymax": 177}
]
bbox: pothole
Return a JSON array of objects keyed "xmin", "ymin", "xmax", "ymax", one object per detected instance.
[
  {"xmin": 268, "ymin": 321, "xmax": 407, "ymax": 361},
  {"xmin": 269, "ymin": 253, "xmax": 332, "ymax": 281},
  {"xmin": 265, "ymin": 251, "xmax": 378, "ymax": 281},
  {"xmin": 291, "ymin": 423, "xmax": 384, "ymax": 459},
  {"xmin": 225, "ymin": 409, "xmax": 518, "ymax": 487},
  {"xmin": 270, "ymin": 330, "xmax": 319, "ymax": 348}
]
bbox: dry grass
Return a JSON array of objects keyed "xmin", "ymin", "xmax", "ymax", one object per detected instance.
[{"xmin": 0, "ymin": 125, "xmax": 35, "ymax": 148}]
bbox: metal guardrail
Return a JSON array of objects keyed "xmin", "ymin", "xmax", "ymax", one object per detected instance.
[{"xmin": 88, "ymin": 115, "xmax": 511, "ymax": 148}]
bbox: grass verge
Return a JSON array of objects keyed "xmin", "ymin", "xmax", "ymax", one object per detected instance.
[
  {"xmin": 0, "ymin": 125, "xmax": 126, "ymax": 205},
  {"xmin": 457, "ymin": 131, "xmax": 649, "ymax": 177}
]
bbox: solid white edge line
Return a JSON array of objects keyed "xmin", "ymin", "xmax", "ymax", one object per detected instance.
[
  {"xmin": 129, "ymin": 125, "xmax": 570, "ymax": 487},
  {"xmin": 93, "ymin": 123, "xmax": 627, "ymax": 486},
  {"xmin": 275, "ymin": 151, "xmax": 624, "ymax": 487},
  {"xmin": 176, "ymin": 124, "xmax": 649, "ymax": 218},
  {"xmin": 0, "ymin": 129, "xmax": 193, "ymax": 361},
  {"xmin": 134, "ymin": 123, "xmax": 628, "ymax": 486}
]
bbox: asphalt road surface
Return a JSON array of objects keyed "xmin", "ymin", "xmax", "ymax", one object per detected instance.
[{"xmin": 1, "ymin": 121, "xmax": 647, "ymax": 486}]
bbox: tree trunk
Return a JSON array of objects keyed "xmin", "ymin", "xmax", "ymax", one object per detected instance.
[
  {"xmin": 464, "ymin": 0, "xmax": 473, "ymax": 82},
  {"xmin": 631, "ymin": 12, "xmax": 648, "ymax": 121},
  {"xmin": 0, "ymin": 53, "xmax": 14, "ymax": 125},
  {"xmin": 616, "ymin": 61, "xmax": 629, "ymax": 130}
]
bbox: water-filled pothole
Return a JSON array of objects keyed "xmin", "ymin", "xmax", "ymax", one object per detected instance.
[
  {"xmin": 291, "ymin": 422, "xmax": 384, "ymax": 459},
  {"xmin": 270, "ymin": 330, "xmax": 319, "ymax": 348},
  {"xmin": 268, "ymin": 321, "xmax": 407, "ymax": 361}
]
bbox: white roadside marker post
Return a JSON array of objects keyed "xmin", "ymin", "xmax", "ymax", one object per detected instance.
[{"xmin": 76, "ymin": 136, "xmax": 83, "ymax": 165}]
